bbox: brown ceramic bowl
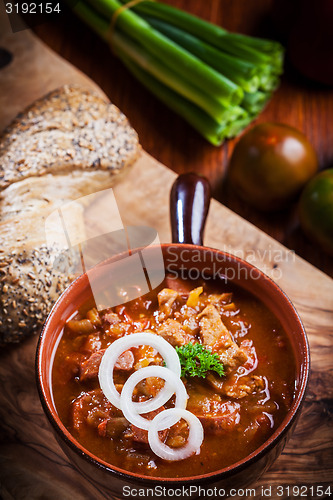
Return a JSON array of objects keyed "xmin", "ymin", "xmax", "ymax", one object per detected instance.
[{"xmin": 36, "ymin": 175, "xmax": 309, "ymax": 499}]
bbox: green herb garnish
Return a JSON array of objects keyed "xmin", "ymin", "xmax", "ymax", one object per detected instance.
[{"xmin": 175, "ymin": 342, "xmax": 225, "ymax": 378}]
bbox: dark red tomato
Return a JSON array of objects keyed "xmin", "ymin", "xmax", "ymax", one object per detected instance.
[
  {"xmin": 229, "ymin": 123, "xmax": 318, "ymax": 211},
  {"xmin": 299, "ymin": 169, "xmax": 333, "ymax": 256}
]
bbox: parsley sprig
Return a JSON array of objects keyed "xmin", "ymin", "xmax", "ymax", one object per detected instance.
[{"xmin": 175, "ymin": 342, "xmax": 225, "ymax": 378}]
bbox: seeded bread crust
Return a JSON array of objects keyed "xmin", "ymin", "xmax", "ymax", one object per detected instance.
[
  {"xmin": 0, "ymin": 203, "xmax": 85, "ymax": 343},
  {"xmin": 0, "ymin": 84, "xmax": 140, "ymax": 190},
  {"xmin": 0, "ymin": 85, "xmax": 141, "ymax": 344},
  {"xmin": 0, "ymin": 86, "xmax": 112, "ymax": 148},
  {"xmin": 0, "ymin": 245, "xmax": 76, "ymax": 343}
]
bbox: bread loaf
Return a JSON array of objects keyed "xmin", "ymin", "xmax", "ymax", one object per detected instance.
[
  {"xmin": 0, "ymin": 171, "xmax": 125, "ymax": 222},
  {"xmin": 0, "ymin": 85, "xmax": 141, "ymax": 344},
  {"xmin": 0, "ymin": 205, "xmax": 84, "ymax": 343},
  {"xmin": 0, "ymin": 85, "xmax": 140, "ymax": 189}
]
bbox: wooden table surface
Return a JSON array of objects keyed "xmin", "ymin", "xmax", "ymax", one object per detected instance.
[{"xmin": 31, "ymin": 0, "xmax": 333, "ymax": 278}]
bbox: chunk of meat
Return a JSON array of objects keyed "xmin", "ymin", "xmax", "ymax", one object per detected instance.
[
  {"xmin": 198, "ymin": 305, "xmax": 247, "ymax": 370},
  {"xmin": 207, "ymin": 372, "xmax": 265, "ymax": 399},
  {"xmin": 239, "ymin": 339, "xmax": 258, "ymax": 372},
  {"xmin": 198, "ymin": 305, "xmax": 232, "ymax": 349},
  {"xmin": 157, "ymin": 318, "xmax": 186, "ymax": 346},
  {"xmin": 165, "ymin": 419, "xmax": 189, "ymax": 448},
  {"xmin": 102, "ymin": 312, "xmax": 121, "ymax": 325},
  {"xmin": 126, "ymin": 425, "xmax": 150, "ymax": 444},
  {"xmin": 157, "ymin": 288, "xmax": 178, "ymax": 318},
  {"xmin": 124, "ymin": 407, "xmax": 167, "ymax": 444},
  {"xmin": 114, "ymin": 350, "xmax": 135, "ymax": 371},
  {"xmin": 98, "ymin": 417, "xmax": 129, "ymax": 438},
  {"xmin": 219, "ymin": 344, "xmax": 248, "ymax": 371},
  {"xmin": 188, "ymin": 390, "xmax": 240, "ymax": 434},
  {"xmin": 79, "ymin": 349, "xmax": 105, "ymax": 382},
  {"xmin": 82, "ymin": 333, "xmax": 102, "ymax": 354},
  {"xmin": 196, "ymin": 401, "xmax": 241, "ymax": 434},
  {"xmin": 102, "ymin": 312, "xmax": 129, "ymax": 338},
  {"xmin": 175, "ymin": 305, "xmax": 200, "ymax": 338},
  {"xmin": 72, "ymin": 389, "xmax": 114, "ymax": 433},
  {"xmin": 221, "ymin": 374, "xmax": 265, "ymax": 399},
  {"xmin": 79, "ymin": 348, "xmax": 134, "ymax": 382}
]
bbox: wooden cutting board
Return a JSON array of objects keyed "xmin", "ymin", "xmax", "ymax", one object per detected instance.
[{"xmin": 0, "ymin": 7, "xmax": 332, "ymax": 500}]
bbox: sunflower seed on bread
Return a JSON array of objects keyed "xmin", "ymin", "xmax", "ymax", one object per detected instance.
[
  {"xmin": 0, "ymin": 85, "xmax": 113, "ymax": 148},
  {"xmin": 0, "ymin": 84, "xmax": 140, "ymax": 190}
]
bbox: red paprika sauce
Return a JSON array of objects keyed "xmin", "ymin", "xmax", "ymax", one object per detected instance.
[{"xmin": 52, "ymin": 274, "xmax": 296, "ymax": 478}]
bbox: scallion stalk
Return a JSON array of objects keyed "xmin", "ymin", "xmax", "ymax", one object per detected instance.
[
  {"xmin": 224, "ymin": 114, "xmax": 254, "ymax": 139},
  {"xmin": 143, "ymin": 17, "xmax": 261, "ymax": 93},
  {"xmin": 118, "ymin": 0, "xmax": 283, "ymax": 71},
  {"xmin": 70, "ymin": 0, "xmax": 284, "ymax": 145},
  {"xmin": 84, "ymin": 0, "xmax": 243, "ymax": 104},
  {"xmin": 120, "ymin": 55, "xmax": 227, "ymax": 146},
  {"xmin": 113, "ymin": 31, "xmax": 243, "ymax": 122},
  {"xmin": 242, "ymin": 91, "xmax": 271, "ymax": 114}
]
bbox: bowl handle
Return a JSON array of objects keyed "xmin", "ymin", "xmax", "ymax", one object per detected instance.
[{"xmin": 170, "ymin": 173, "xmax": 211, "ymax": 246}]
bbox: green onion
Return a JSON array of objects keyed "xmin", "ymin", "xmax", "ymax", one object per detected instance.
[
  {"xmin": 70, "ymin": 0, "xmax": 284, "ymax": 145},
  {"xmin": 242, "ymin": 91, "xmax": 271, "ymax": 114},
  {"xmin": 121, "ymin": 55, "xmax": 228, "ymax": 146},
  {"xmin": 118, "ymin": 0, "xmax": 283, "ymax": 71},
  {"xmin": 144, "ymin": 17, "xmax": 261, "ymax": 93},
  {"xmin": 84, "ymin": 0, "xmax": 243, "ymax": 104},
  {"xmin": 114, "ymin": 31, "xmax": 244, "ymax": 122}
]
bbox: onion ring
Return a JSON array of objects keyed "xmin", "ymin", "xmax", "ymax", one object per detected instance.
[
  {"xmin": 148, "ymin": 408, "xmax": 204, "ymax": 461},
  {"xmin": 98, "ymin": 332, "xmax": 181, "ymax": 409},
  {"xmin": 120, "ymin": 366, "xmax": 188, "ymax": 430}
]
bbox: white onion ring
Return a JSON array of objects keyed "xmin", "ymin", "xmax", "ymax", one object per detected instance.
[
  {"xmin": 148, "ymin": 408, "xmax": 204, "ymax": 461},
  {"xmin": 98, "ymin": 332, "xmax": 181, "ymax": 409},
  {"xmin": 120, "ymin": 366, "xmax": 188, "ymax": 431}
]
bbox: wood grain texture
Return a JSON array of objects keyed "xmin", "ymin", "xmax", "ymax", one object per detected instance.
[
  {"xmin": 31, "ymin": 0, "xmax": 333, "ymax": 277},
  {"xmin": 0, "ymin": 4, "xmax": 332, "ymax": 500}
]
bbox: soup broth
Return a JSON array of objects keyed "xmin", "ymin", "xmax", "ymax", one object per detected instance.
[{"xmin": 52, "ymin": 274, "xmax": 296, "ymax": 478}]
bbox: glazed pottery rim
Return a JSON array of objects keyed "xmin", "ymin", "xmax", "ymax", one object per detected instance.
[{"xmin": 36, "ymin": 243, "xmax": 310, "ymax": 484}]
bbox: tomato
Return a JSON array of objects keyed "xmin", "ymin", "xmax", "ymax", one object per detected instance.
[
  {"xmin": 299, "ymin": 169, "xmax": 333, "ymax": 256},
  {"xmin": 229, "ymin": 123, "xmax": 318, "ymax": 211}
]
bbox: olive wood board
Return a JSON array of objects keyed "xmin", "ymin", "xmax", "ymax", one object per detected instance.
[{"xmin": 0, "ymin": 9, "xmax": 332, "ymax": 500}]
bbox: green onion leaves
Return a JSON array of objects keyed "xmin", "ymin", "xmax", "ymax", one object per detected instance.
[{"xmin": 71, "ymin": 0, "xmax": 284, "ymax": 145}]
